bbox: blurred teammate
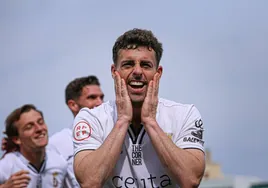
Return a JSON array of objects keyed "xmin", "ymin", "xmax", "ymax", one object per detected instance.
[
  {"xmin": 0, "ymin": 75, "xmax": 104, "ymax": 187},
  {"xmin": 49, "ymin": 75, "xmax": 104, "ymax": 187},
  {"xmin": 0, "ymin": 104, "xmax": 68, "ymax": 187}
]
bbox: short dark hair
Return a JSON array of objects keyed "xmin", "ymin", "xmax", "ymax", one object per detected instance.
[
  {"xmin": 112, "ymin": 28, "xmax": 163, "ymax": 66},
  {"xmin": 65, "ymin": 75, "xmax": 100, "ymax": 104},
  {"xmin": 4, "ymin": 104, "xmax": 43, "ymax": 152}
]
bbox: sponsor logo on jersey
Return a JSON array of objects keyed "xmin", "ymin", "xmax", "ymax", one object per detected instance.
[
  {"xmin": 191, "ymin": 130, "xmax": 203, "ymax": 139},
  {"xmin": 112, "ymin": 174, "xmax": 172, "ymax": 188},
  {"xmin": 74, "ymin": 121, "xmax": 92, "ymax": 141},
  {"xmin": 191, "ymin": 119, "xmax": 204, "ymax": 139},
  {"xmin": 183, "ymin": 137, "xmax": 204, "ymax": 146},
  {"xmin": 131, "ymin": 144, "xmax": 143, "ymax": 166}
]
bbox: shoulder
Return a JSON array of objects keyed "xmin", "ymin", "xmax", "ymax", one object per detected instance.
[
  {"xmin": 0, "ymin": 152, "xmax": 18, "ymax": 164},
  {"xmin": 158, "ymin": 98, "xmax": 202, "ymax": 124},
  {"xmin": 75, "ymin": 100, "xmax": 116, "ymax": 123},
  {"xmin": 48, "ymin": 128, "xmax": 73, "ymax": 159},
  {"xmin": 0, "ymin": 152, "xmax": 19, "ymax": 178},
  {"xmin": 49, "ymin": 128, "xmax": 72, "ymax": 146},
  {"xmin": 158, "ymin": 98, "xmax": 198, "ymax": 114},
  {"xmin": 50, "ymin": 128, "xmax": 72, "ymax": 141},
  {"xmin": 45, "ymin": 148, "xmax": 68, "ymax": 170}
]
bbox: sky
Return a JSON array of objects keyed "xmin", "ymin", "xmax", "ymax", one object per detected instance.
[{"xmin": 0, "ymin": 0, "xmax": 267, "ymax": 180}]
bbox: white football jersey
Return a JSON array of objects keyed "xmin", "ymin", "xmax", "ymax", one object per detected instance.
[
  {"xmin": 73, "ymin": 98, "xmax": 205, "ymax": 188},
  {"xmin": 0, "ymin": 148, "xmax": 68, "ymax": 188},
  {"xmin": 49, "ymin": 128, "xmax": 80, "ymax": 188}
]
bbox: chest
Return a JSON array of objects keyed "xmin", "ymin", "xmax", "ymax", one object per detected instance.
[
  {"xmin": 9, "ymin": 161, "xmax": 66, "ymax": 188},
  {"xmin": 109, "ymin": 128, "xmax": 178, "ymax": 188}
]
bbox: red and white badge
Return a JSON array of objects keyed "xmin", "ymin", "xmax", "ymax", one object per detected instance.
[{"xmin": 74, "ymin": 121, "xmax": 92, "ymax": 141}]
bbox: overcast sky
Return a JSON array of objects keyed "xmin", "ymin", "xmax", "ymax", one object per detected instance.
[{"xmin": 0, "ymin": 0, "xmax": 267, "ymax": 180}]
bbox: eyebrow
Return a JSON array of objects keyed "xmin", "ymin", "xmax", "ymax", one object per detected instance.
[
  {"xmin": 22, "ymin": 117, "xmax": 43, "ymax": 128},
  {"xmin": 87, "ymin": 94, "xmax": 104, "ymax": 98},
  {"xmin": 140, "ymin": 60, "xmax": 153, "ymax": 64}
]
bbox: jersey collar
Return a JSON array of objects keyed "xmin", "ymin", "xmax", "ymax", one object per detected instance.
[{"xmin": 15, "ymin": 151, "xmax": 47, "ymax": 173}]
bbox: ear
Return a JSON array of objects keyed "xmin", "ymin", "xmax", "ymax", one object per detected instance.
[
  {"xmin": 67, "ymin": 100, "xmax": 79, "ymax": 115},
  {"xmin": 111, "ymin": 64, "xmax": 116, "ymax": 79},
  {"xmin": 12, "ymin": 136, "xmax": 21, "ymax": 145},
  {"xmin": 157, "ymin": 65, "xmax": 163, "ymax": 78}
]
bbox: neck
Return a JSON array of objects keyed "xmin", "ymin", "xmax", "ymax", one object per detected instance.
[
  {"xmin": 20, "ymin": 147, "xmax": 45, "ymax": 171},
  {"xmin": 131, "ymin": 106, "xmax": 142, "ymax": 136}
]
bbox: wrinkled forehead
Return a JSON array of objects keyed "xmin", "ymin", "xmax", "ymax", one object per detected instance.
[{"xmin": 117, "ymin": 47, "xmax": 157, "ymax": 64}]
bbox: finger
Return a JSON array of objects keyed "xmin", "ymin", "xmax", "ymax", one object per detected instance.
[
  {"xmin": 13, "ymin": 177, "xmax": 31, "ymax": 185},
  {"xmin": 15, "ymin": 174, "xmax": 31, "ymax": 181},
  {"xmin": 14, "ymin": 184, "xmax": 28, "ymax": 188},
  {"xmin": 13, "ymin": 170, "xmax": 29, "ymax": 176},
  {"xmin": 121, "ymin": 78, "xmax": 128, "ymax": 98},
  {"xmin": 146, "ymin": 80, "xmax": 154, "ymax": 99},
  {"xmin": 153, "ymin": 73, "xmax": 160, "ymax": 97},
  {"xmin": 114, "ymin": 71, "xmax": 122, "ymax": 97}
]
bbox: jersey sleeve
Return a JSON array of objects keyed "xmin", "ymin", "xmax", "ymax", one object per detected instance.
[
  {"xmin": 0, "ymin": 156, "xmax": 12, "ymax": 184},
  {"xmin": 63, "ymin": 157, "xmax": 80, "ymax": 188},
  {"xmin": 175, "ymin": 105, "xmax": 205, "ymax": 152},
  {"xmin": 72, "ymin": 108, "xmax": 103, "ymax": 156},
  {"xmin": 48, "ymin": 128, "xmax": 73, "ymax": 161}
]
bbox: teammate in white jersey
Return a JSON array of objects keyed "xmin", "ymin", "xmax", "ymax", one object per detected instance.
[
  {"xmin": 73, "ymin": 28, "xmax": 206, "ymax": 188},
  {"xmin": 1, "ymin": 76, "xmax": 105, "ymax": 187},
  {"xmin": 49, "ymin": 75, "xmax": 104, "ymax": 187},
  {"xmin": 0, "ymin": 149, "xmax": 68, "ymax": 188},
  {"xmin": 0, "ymin": 104, "xmax": 68, "ymax": 188}
]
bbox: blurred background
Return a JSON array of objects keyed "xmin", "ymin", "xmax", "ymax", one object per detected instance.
[{"xmin": 0, "ymin": 1, "xmax": 267, "ymax": 187}]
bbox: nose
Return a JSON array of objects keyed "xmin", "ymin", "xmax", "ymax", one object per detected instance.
[
  {"xmin": 95, "ymin": 97, "xmax": 103, "ymax": 107},
  {"xmin": 133, "ymin": 64, "xmax": 142, "ymax": 76},
  {"xmin": 35, "ymin": 123, "xmax": 44, "ymax": 132}
]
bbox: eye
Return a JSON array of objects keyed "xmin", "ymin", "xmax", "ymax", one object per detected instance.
[
  {"xmin": 37, "ymin": 118, "xmax": 44, "ymax": 125},
  {"xmin": 141, "ymin": 61, "xmax": 153, "ymax": 68},
  {"xmin": 121, "ymin": 61, "xmax": 134, "ymax": 68},
  {"xmin": 24, "ymin": 124, "xmax": 33, "ymax": 130},
  {"xmin": 87, "ymin": 95, "xmax": 97, "ymax": 100}
]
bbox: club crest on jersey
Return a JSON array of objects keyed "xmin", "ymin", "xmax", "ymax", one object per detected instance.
[
  {"xmin": 52, "ymin": 172, "xmax": 58, "ymax": 187},
  {"xmin": 74, "ymin": 121, "xmax": 92, "ymax": 141}
]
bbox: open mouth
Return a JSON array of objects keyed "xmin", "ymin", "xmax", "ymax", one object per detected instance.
[
  {"xmin": 35, "ymin": 133, "xmax": 46, "ymax": 139},
  {"xmin": 129, "ymin": 81, "xmax": 146, "ymax": 89}
]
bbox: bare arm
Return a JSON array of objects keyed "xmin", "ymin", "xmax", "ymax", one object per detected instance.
[
  {"xmin": 145, "ymin": 121, "xmax": 205, "ymax": 187},
  {"xmin": 74, "ymin": 119, "xmax": 129, "ymax": 188},
  {"xmin": 142, "ymin": 73, "xmax": 205, "ymax": 187},
  {"xmin": 74, "ymin": 72, "xmax": 132, "ymax": 188}
]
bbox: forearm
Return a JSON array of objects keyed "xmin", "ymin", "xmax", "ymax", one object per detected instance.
[
  {"xmin": 144, "ymin": 121, "xmax": 204, "ymax": 187},
  {"xmin": 74, "ymin": 120, "xmax": 129, "ymax": 187},
  {"xmin": 0, "ymin": 183, "xmax": 7, "ymax": 188}
]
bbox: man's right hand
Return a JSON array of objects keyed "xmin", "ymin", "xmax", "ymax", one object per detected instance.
[
  {"xmin": 113, "ymin": 71, "xmax": 132, "ymax": 124},
  {"xmin": 1, "ymin": 170, "xmax": 30, "ymax": 188}
]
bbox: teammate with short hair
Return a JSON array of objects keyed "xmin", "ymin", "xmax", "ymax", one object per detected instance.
[
  {"xmin": 0, "ymin": 75, "xmax": 104, "ymax": 188},
  {"xmin": 48, "ymin": 75, "xmax": 104, "ymax": 187},
  {"xmin": 73, "ymin": 28, "xmax": 206, "ymax": 187},
  {"xmin": 0, "ymin": 104, "xmax": 68, "ymax": 188}
]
